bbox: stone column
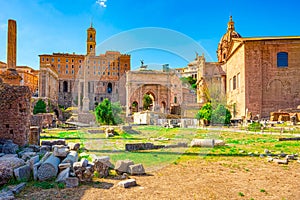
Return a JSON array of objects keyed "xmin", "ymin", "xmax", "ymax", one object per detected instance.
[
  {"xmin": 7, "ymin": 19, "xmax": 16, "ymax": 70},
  {"xmin": 82, "ymin": 59, "xmax": 90, "ymax": 112}
]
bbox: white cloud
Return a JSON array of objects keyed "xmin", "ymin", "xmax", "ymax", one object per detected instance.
[{"xmin": 96, "ymin": 0, "xmax": 107, "ymax": 8}]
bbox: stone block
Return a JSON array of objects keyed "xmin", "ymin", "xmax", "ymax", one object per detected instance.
[
  {"xmin": 115, "ymin": 160, "xmax": 134, "ymax": 174},
  {"xmin": 190, "ymin": 139, "xmax": 214, "ymax": 147},
  {"xmin": 56, "ymin": 167, "xmax": 70, "ymax": 183},
  {"xmin": 68, "ymin": 142, "xmax": 80, "ymax": 151},
  {"xmin": 118, "ymin": 179, "xmax": 137, "ymax": 188},
  {"xmin": 128, "ymin": 164, "xmax": 145, "ymax": 175},
  {"xmin": 21, "ymin": 152, "xmax": 37, "ymax": 161},
  {"xmin": 80, "ymin": 158, "xmax": 88, "ymax": 168},
  {"xmin": 40, "ymin": 145, "xmax": 51, "ymax": 154},
  {"xmin": 10, "ymin": 182, "xmax": 26, "ymax": 194},
  {"xmin": 28, "ymin": 155, "xmax": 39, "ymax": 169},
  {"xmin": 65, "ymin": 177, "xmax": 79, "ymax": 188},
  {"xmin": 14, "ymin": 165, "xmax": 31, "ymax": 182},
  {"xmin": 59, "ymin": 163, "xmax": 71, "ymax": 171},
  {"xmin": 53, "ymin": 145, "xmax": 69, "ymax": 158},
  {"xmin": 2, "ymin": 143, "xmax": 19, "ymax": 154}
]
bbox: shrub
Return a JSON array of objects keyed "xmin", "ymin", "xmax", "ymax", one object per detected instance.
[{"xmin": 33, "ymin": 99, "xmax": 46, "ymax": 114}]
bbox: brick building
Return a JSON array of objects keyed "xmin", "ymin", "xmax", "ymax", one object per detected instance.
[
  {"xmin": 39, "ymin": 24, "xmax": 130, "ymax": 110},
  {"xmin": 198, "ymin": 16, "xmax": 300, "ymax": 120}
]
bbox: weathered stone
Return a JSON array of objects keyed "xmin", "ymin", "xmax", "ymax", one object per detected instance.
[
  {"xmin": 115, "ymin": 160, "xmax": 134, "ymax": 175},
  {"xmin": 0, "ymin": 190, "xmax": 14, "ymax": 200},
  {"xmin": 18, "ymin": 147, "xmax": 34, "ymax": 158},
  {"xmin": 61, "ymin": 151, "xmax": 78, "ymax": 165},
  {"xmin": 56, "ymin": 167, "xmax": 70, "ymax": 183},
  {"xmin": 191, "ymin": 139, "xmax": 214, "ymax": 147},
  {"xmin": 2, "ymin": 142, "xmax": 18, "ymax": 154},
  {"xmin": 0, "ymin": 153, "xmax": 4, "ymax": 157},
  {"xmin": 68, "ymin": 143, "xmax": 80, "ymax": 151},
  {"xmin": 59, "ymin": 163, "xmax": 71, "ymax": 171},
  {"xmin": 29, "ymin": 126, "xmax": 40, "ymax": 145},
  {"xmin": 93, "ymin": 160, "xmax": 109, "ymax": 178},
  {"xmin": 286, "ymin": 154, "xmax": 296, "ymax": 160},
  {"xmin": 10, "ymin": 182, "xmax": 26, "ymax": 194},
  {"xmin": 37, "ymin": 155, "xmax": 61, "ymax": 181},
  {"xmin": 28, "ymin": 145, "xmax": 40, "ymax": 152},
  {"xmin": 80, "ymin": 158, "xmax": 88, "ymax": 168},
  {"xmin": 53, "ymin": 145, "xmax": 69, "ymax": 158},
  {"xmin": 40, "ymin": 151, "xmax": 52, "ymax": 163},
  {"xmin": 118, "ymin": 179, "xmax": 137, "ymax": 188},
  {"xmin": 33, "ymin": 162, "xmax": 41, "ymax": 181},
  {"xmin": 93, "ymin": 156, "xmax": 113, "ymax": 168},
  {"xmin": 2, "ymin": 154, "xmax": 18, "ymax": 158},
  {"xmin": 273, "ymin": 159, "xmax": 288, "ymax": 164},
  {"xmin": 0, "ymin": 157, "xmax": 25, "ymax": 186},
  {"xmin": 105, "ymin": 128, "xmax": 115, "ymax": 138},
  {"xmin": 214, "ymin": 140, "xmax": 225, "ymax": 146},
  {"xmin": 39, "ymin": 145, "xmax": 51, "ymax": 154},
  {"xmin": 128, "ymin": 164, "xmax": 145, "ymax": 175},
  {"xmin": 14, "ymin": 165, "xmax": 31, "ymax": 182},
  {"xmin": 65, "ymin": 177, "xmax": 79, "ymax": 188},
  {"xmin": 21, "ymin": 152, "xmax": 37, "ymax": 161},
  {"xmin": 28, "ymin": 155, "xmax": 39, "ymax": 169},
  {"xmin": 73, "ymin": 163, "xmax": 94, "ymax": 182}
]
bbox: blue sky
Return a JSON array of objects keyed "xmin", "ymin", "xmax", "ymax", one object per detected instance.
[{"xmin": 1, "ymin": 0, "xmax": 300, "ymax": 70}]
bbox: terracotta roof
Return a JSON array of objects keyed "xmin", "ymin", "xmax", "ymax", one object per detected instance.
[{"xmin": 234, "ymin": 36, "xmax": 300, "ymax": 41}]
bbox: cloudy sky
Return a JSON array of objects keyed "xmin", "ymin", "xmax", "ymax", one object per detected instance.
[{"xmin": 0, "ymin": 0, "xmax": 300, "ymax": 69}]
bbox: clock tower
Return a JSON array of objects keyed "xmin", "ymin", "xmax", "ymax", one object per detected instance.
[{"xmin": 87, "ymin": 23, "xmax": 96, "ymax": 56}]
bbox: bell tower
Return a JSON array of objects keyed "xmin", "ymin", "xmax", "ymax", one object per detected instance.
[{"xmin": 86, "ymin": 23, "xmax": 96, "ymax": 56}]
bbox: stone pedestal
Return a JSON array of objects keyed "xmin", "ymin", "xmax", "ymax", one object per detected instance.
[
  {"xmin": 29, "ymin": 126, "xmax": 40, "ymax": 145},
  {"xmin": 82, "ymin": 96, "xmax": 90, "ymax": 112}
]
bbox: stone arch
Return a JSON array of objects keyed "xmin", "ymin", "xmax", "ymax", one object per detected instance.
[{"xmin": 266, "ymin": 79, "xmax": 284, "ymax": 100}]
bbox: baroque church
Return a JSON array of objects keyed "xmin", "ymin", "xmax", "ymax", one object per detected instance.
[{"xmin": 196, "ymin": 16, "xmax": 300, "ymax": 120}]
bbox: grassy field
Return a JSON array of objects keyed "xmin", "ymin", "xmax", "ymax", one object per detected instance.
[{"xmin": 41, "ymin": 125, "xmax": 300, "ymax": 170}]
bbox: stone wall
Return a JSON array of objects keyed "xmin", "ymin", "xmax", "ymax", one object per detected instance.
[
  {"xmin": 31, "ymin": 113, "xmax": 54, "ymax": 128},
  {"xmin": 0, "ymin": 79, "xmax": 31, "ymax": 146}
]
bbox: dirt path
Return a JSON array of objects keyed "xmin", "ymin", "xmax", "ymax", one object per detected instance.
[{"xmin": 18, "ymin": 156, "xmax": 300, "ymax": 200}]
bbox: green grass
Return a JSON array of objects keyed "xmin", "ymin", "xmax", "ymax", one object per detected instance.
[{"xmin": 40, "ymin": 126, "xmax": 300, "ymax": 169}]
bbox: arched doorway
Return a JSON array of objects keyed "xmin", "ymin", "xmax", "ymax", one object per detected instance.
[{"xmin": 143, "ymin": 92, "xmax": 155, "ymax": 111}]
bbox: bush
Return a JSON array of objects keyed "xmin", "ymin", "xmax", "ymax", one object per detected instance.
[
  {"xmin": 248, "ymin": 122, "xmax": 262, "ymax": 132},
  {"xmin": 33, "ymin": 99, "xmax": 46, "ymax": 114},
  {"xmin": 196, "ymin": 102, "xmax": 232, "ymax": 125}
]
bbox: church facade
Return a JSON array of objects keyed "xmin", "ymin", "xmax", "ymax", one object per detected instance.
[{"xmin": 197, "ymin": 16, "xmax": 300, "ymax": 120}]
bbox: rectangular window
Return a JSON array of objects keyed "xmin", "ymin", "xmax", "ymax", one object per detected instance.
[
  {"xmin": 58, "ymin": 58, "xmax": 60, "ymax": 62},
  {"xmin": 72, "ymin": 70, "xmax": 74, "ymax": 74},
  {"xmin": 229, "ymin": 78, "xmax": 232, "ymax": 91},
  {"xmin": 79, "ymin": 60, "xmax": 82, "ymax": 63},
  {"xmin": 66, "ymin": 59, "xmax": 69, "ymax": 62},
  {"xmin": 42, "ymin": 57, "xmax": 44, "ymax": 61},
  {"xmin": 66, "ymin": 70, "xmax": 68, "ymax": 74},
  {"xmin": 233, "ymin": 76, "xmax": 237, "ymax": 90},
  {"xmin": 58, "ymin": 64, "xmax": 61, "ymax": 68},
  {"xmin": 277, "ymin": 52, "xmax": 288, "ymax": 67},
  {"xmin": 66, "ymin": 64, "xmax": 68, "ymax": 69},
  {"xmin": 237, "ymin": 73, "xmax": 240, "ymax": 88},
  {"xmin": 72, "ymin": 59, "xmax": 74, "ymax": 63},
  {"xmin": 51, "ymin": 58, "xmax": 54, "ymax": 62},
  {"xmin": 72, "ymin": 65, "xmax": 74, "ymax": 68}
]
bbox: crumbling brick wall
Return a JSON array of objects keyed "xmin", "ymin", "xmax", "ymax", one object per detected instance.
[{"xmin": 0, "ymin": 78, "xmax": 31, "ymax": 146}]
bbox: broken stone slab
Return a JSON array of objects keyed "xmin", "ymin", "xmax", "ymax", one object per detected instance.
[
  {"xmin": 59, "ymin": 163, "xmax": 71, "ymax": 171},
  {"xmin": 93, "ymin": 159, "xmax": 109, "ymax": 178},
  {"xmin": 2, "ymin": 154, "xmax": 18, "ymax": 158},
  {"xmin": 56, "ymin": 167, "xmax": 70, "ymax": 183},
  {"xmin": 27, "ymin": 155, "xmax": 39, "ymax": 170},
  {"xmin": 65, "ymin": 177, "xmax": 79, "ymax": 188},
  {"xmin": 273, "ymin": 159, "xmax": 288, "ymax": 164},
  {"xmin": 93, "ymin": 156, "xmax": 113, "ymax": 168},
  {"xmin": 115, "ymin": 160, "xmax": 134, "ymax": 175},
  {"xmin": 2, "ymin": 142, "xmax": 19, "ymax": 154},
  {"xmin": 80, "ymin": 158, "xmax": 88, "ymax": 168},
  {"xmin": 9, "ymin": 182, "xmax": 26, "ymax": 194},
  {"xmin": 40, "ymin": 151, "xmax": 52, "ymax": 163},
  {"xmin": 68, "ymin": 142, "xmax": 80, "ymax": 151},
  {"xmin": 214, "ymin": 140, "xmax": 226, "ymax": 146},
  {"xmin": 28, "ymin": 145, "xmax": 41, "ymax": 152},
  {"xmin": 61, "ymin": 151, "xmax": 78, "ymax": 166},
  {"xmin": 0, "ymin": 157, "xmax": 25, "ymax": 186},
  {"xmin": 21, "ymin": 152, "xmax": 37, "ymax": 161},
  {"xmin": 128, "ymin": 164, "xmax": 145, "ymax": 175},
  {"xmin": 74, "ymin": 163, "xmax": 94, "ymax": 182},
  {"xmin": 0, "ymin": 190, "xmax": 14, "ymax": 200},
  {"xmin": 190, "ymin": 139, "xmax": 215, "ymax": 147},
  {"xmin": 0, "ymin": 153, "xmax": 4, "ymax": 157},
  {"xmin": 52, "ymin": 145, "xmax": 69, "ymax": 158},
  {"xmin": 18, "ymin": 147, "xmax": 34, "ymax": 157},
  {"xmin": 286, "ymin": 154, "xmax": 296, "ymax": 160},
  {"xmin": 33, "ymin": 162, "xmax": 41, "ymax": 181},
  {"xmin": 14, "ymin": 165, "xmax": 31, "ymax": 182},
  {"xmin": 37, "ymin": 155, "xmax": 61, "ymax": 181},
  {"xmin": 118, "ymin": 179, "xmax": 137, "ymax": 188},
  {"xmin": 39, "ymin": 145, "xmax": 51, "ymax": 154}
]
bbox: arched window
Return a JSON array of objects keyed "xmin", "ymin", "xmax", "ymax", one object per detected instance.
[
  {"xmin": 277, "ymin": 52, "xmax": 288, "ymax": 67},
  {"xmin": 174, "ymin": 96, "xmax": 177, "ymax": 104},
  {"xmin": 107, "ymin": 82, "xmax": 112, "ymax": 94},
  {"xmin": 63, "ymin": 81, "xmax": 68, "ymax": 92},
  {"xmin": 90, "ymin": 45, "xmax": 93, "ymax": 51}
]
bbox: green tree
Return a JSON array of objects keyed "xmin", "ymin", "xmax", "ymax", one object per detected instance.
[
  {"xmin": 94, "ymin": 98, "xmax": 115, "ymax": 125},
  {"xmin": 143, "ymin": 94, "xmax": 152, "ymax": 110},
  {"xmin": 111, "ymin": 101, "xmax": 123, "ymax": 124},
  {"xmin": 195, "ymin": 102, "xmax": 212, "ymax": 123},
  {"xmin": 33, "ymin": 99, "xmax": 47, "ymax": 114},
  {"xmin": 211, "ymin": 104, "xmax": 232, "ymax": 125},
  {"xmin": 196, "ymin": 102, "xmax": 232, "ymax": 125}
]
